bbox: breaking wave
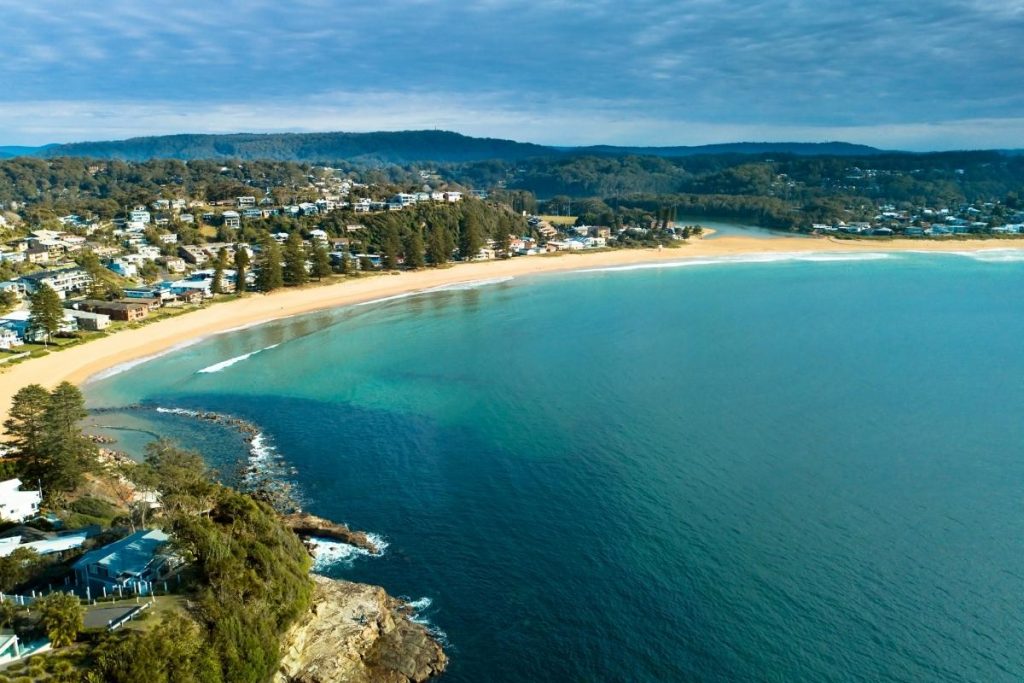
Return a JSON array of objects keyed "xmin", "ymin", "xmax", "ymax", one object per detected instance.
[
  {"xmin": 196, "ymin": 344, "xmax": 278, "ymax": 374},
  {"xmin": 578, "ymin": 252, "xmax": 895, "ymax": 273}
]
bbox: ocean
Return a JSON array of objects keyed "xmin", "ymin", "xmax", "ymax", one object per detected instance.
[{"xmin": 84, "ymin": 249, "xmax": 1024, "ymax": 682}]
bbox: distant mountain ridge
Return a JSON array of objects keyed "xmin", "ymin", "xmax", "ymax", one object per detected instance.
[{"xmin": 2, "ymin": 130, "xmax": 903, "ymax": 164}]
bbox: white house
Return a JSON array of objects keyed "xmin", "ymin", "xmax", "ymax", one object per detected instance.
[
  {"xmin": 0, "ymin": 326, "xmax": 22, "ymax": 350},
  {"xmin": 222, "ymin": 211, "xmax": 241, "ymax": 229},
  {"xmin": 0, "ymin": 479, "xmax": 42, "ymax": 522}
]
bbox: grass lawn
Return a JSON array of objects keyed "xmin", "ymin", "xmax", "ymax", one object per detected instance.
[{"xmin": 538, "ymin": 215, "xmax": 578, "ymax": 226}]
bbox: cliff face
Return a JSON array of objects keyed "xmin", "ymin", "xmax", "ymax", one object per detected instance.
[{"xmin": 276, "ymin": 575, "xmax": 448, "ymax": 683}]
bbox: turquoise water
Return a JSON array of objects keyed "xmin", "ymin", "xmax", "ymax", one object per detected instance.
[{"xmin": 85, "ymin": 250, "xmax": 1024, "ymax": 682}]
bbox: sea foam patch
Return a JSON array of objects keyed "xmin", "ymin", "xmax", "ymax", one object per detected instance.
[
  {"xmin": 196, "ymin": 343, "xmax": 279, "ymax": 374},
  {"xmin": 404, "ymin": 596, "xmax": 451, "ymax": 647}
]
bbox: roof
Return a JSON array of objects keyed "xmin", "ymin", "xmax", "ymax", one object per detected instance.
[{"xmin": 72, "ymin": 529, "xmax": 170, "ymax": 577}]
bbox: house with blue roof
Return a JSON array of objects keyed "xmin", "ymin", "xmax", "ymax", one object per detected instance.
[{"xmin": 72, "ymin": 529, "xmax": 180, "ymax": 591}]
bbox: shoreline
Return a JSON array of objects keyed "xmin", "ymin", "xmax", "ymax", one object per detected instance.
[{"xmin": 1, "ymin": 233, "xmax": 1021, "ymax": 424}]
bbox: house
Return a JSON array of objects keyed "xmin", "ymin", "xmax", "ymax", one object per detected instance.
[
  {"xmin": 154, "ymin": 256, "xmax": 184, "ymax": 274},
  {"xmin": 129, "ymin": 209, "xmax": 151, "ymax": 224},
  {"xmin": 0, "ymin": 326, "xmax": 22, "ymax": 350},
  {"xmin": 178, "ymin": 245, "xmax": 209, "ymax": 265},
  {"xmin": 222, "ymin": 211, "xmax": 241, "ymax": 229},
  {"xmin": 178, "ymin": 214, "xmax": 194, "ymax": 224},
  {"xmin": 65, "ymin": 309, "xmax": 111, "ymax": 331},
  {"xmin": 0, "ymin": 525, "xmax": 100, "ymax": 558},
  {"xmin": 443, "ymin": 191, "xmax": 462, "ymax": 202},
  {"xmin": 20, "ymin": 268, "xmax": 93, "ymax": 298},
  {"xmin": 72, "ymin": 528, "xmax": 180, "ymax": 592},
  {"xmin": 0, "ymin": 309, "xmax": 78, "ymax": 342},
  {"xmin": 0, "ymin": 479, "xmax": 42, "ymax": 522},
  {"xmin": 242, "ymin": 208, "xmax": 261, "ymax": 220},
  {"xmin": 107, "ymin": 260, "xmax": 138, "ymax": 278},
  {"xmin": 75, "ymin": 300, "xmax": 149, "ymax": 322},
  {"xmin": 236, "ymin": 196, "xmax": 257, "ymax": 208}
]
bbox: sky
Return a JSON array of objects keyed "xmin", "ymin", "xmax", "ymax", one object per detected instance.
[{"xmin": 1, "ymin": 0, "xmax": 1023, "ymax": 150}]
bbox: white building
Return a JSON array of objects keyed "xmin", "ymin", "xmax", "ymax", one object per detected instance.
[{"xmin": 0, "ymin": 479, "xmax": 42, "ymax": 522}]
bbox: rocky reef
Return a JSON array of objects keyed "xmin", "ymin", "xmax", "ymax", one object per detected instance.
[
  {"xmin": 276, "ymin": 575, "xmax": 448, "ymax": 683},
  {"xmin": 283, "ymin": 511, "xmax": 382, "ymax": 553}
]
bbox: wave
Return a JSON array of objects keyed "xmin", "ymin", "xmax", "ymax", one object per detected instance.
[
  {"xmin": 404, "ymin": 595, "xmax": 451, "ymax": 647},
  {"xmin": 307, "ymin": 537, "xmax": 374, "ymax": 571},
  {"xmin": 422, "ymin": 276, "xmax": 515, "ymax": 293},
  {"xmin": 949, "ymin": 249, "xmax": 1024, "ymax": 263},
  {"xmin": 196, "ymin": 343, "xmax": 278, "ymax": 374},
  {"xmin": 88, "ymin": 339, "xmax": 204, "ymax": 381},
  {"xmin": 578, "ymin": 251, "xmax": 894, "ymax": 273},
  {"xmin": 354, "ymin": 276, "xmax": 515, "ymax": 308}
]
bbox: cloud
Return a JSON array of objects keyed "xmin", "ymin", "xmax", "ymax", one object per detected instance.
[{"xmin": 0, "ymin": 0, "xmax": 1021, "ymax": 147}]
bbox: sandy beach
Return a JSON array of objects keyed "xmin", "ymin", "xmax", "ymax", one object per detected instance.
[{"xmin": 0, "ymin": 233, "xmax": 1019, "ymax": 425}]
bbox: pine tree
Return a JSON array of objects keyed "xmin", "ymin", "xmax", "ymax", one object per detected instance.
[
  {"xmin": 3, "ymin": 384, "xmax": 51, "ymax": 465},
  {"xmin": 428, "ymin": 227, "xmax": 448, "ymax": 266},
  {"xmin": 405, "ymin": 230, "xmax": 425, "ymax": 269},
  {"xmin": 458, "ymin": 214, "xmax": 483, "ymax": 261},
  {"xmin": 234, "ymin": 246, "xmax": 250, "ymax": 293},
  {"xmin": 28, "ymin": 284, "xmax": 64, "ymax": 345},
  {"xmin": 256, "ymin": 238, "xmax": 284, "ymax": 291},
  {"xmin": 338, "ymin": 248, "xmax": 351, "ymax": 275},
  {"xmin": 211, "ymin": 247, "xmax": 228, "ymax": 295},
  {"xmin": 283, "ymin": 232, "xmax": 308, "ymax": 286},
  {"xmin": 495, "ymin": 228, "xmax": 512, "ymax": 258},
  {"xmin": 383, "ymin": 226, "xmax": 401, "ymax": 270},
  {"xmin": 310, "ymin": 241, "xmax": 331, "ymax": 281}
]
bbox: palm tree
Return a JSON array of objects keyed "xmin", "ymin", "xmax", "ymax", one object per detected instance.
[{"xmin": 37, "ymin": 592, "xmax": 83, "ymax": 648}]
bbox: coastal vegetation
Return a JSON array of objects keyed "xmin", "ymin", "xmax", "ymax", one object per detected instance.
[{"xmin": 0, "ymin": 384, "xmax": 313, "ymax": 682}]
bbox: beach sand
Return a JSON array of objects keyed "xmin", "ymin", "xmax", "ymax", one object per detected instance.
[{"xmin": 0, "ymin": 233, "xmax": 1017, "ymax": 425}]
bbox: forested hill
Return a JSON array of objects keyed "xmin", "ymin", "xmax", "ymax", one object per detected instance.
[
  {"xmin": 40, "ymin": 131, "xmax": 554, "ymax": 164},
  {"xmin": 24, "ymin": 130, "xmax": 890, "ymax": 164},
  {"xmin": 573, "ymin": 141, "xmax": 885, "ymax": 157}
]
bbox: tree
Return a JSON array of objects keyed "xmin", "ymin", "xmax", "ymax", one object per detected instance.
[
  {"xmin": 495, "ymin": 227, "xmax": 512, "ymax": 258},
  {"xmin": 211, "ymin": 247, "xmax": 228, "ymax": 295},
  {"xmin": 0, "ymin": 598, "xmax": 18, "ymax": 628},
  {"xmin": 139, "ymin": 439, "xmax": 215, "ymax": 516},
  {"xmin": 337, "ymin": 248, "xmax": 351, "ymax": 275},
  {"xmin": 234, "ymin": 246, "xmax": 250, "ymax": 294},
  {"xmin": 28, "ymin": 283, "xmax": 64, "ymax": 345},
  {"xmin": 255, "ymin": 238, "xmax": 283, "ymax": 292},
  {"xmin": 458, "ymin": 213, "xmax": 483, "ymax": 260},
  {"xmin": 310, "ymin": 241, "xmax": 331, "ymax": 281},
  {"xmin": 404, "ymin": 230, "xmax": 425, "ymax": 269},
  {"xmin": 282, "ymin": 232, "xmax": 308, "ymax": 286},
  {"xmin": 0, "ymin": 289, "xmax": 17, "ymax": 315},
  {"xmin": 3, "ymin": 383, "xmax": 51, "ymax": 464},
  {"xmin": 40, "ymin": 382, "xmax": 97, "ymax": 497},
  {"xmin": 427, "ymin": 227, "xmax": 448, "ymax": 266},
  {"xmin": 0, "ymin": 548, "xmax": 45, "ymax": 592},
  {"xmin": 382, "ymin": 226, "xmax": 400, "ymax": 270},
  {"xmin": 36, "ymin": 592, "xmax": 83, "ymax": 648},
  {"xmin": 4, "ymin": 383, "xmax": 97, "ymax": 498}
]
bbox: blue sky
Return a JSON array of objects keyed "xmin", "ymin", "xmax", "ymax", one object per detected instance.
[{"xmin": 2, "ymin": 0, "xmax": 1023, "ymax": 149}]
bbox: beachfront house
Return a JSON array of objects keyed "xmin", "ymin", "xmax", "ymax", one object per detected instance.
[
  {"xmin": 75, "ymin": 300, "xmax": 149, "ymax": 322},
  {"xmin": 0, "ymin": 326, "xmax": 22, "ymax": 350},
  {"xmin": 0, "ymin": 479, "xmax": 42, "ymax": 523},
  {"xmin": 19, "ymin": 268, "xmax": 93, "ymax": 298},
  {"xmin": 72, "ymin": 528, "xmax": 181, "ymax": 592}
]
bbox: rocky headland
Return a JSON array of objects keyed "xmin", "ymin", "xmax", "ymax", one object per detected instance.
[{"xmin": 276, "ymin": 574, "xmax": 448, "ymax": 683}]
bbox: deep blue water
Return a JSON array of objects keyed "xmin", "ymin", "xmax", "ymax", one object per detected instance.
[{"xmin": 85, "ymin": 250, "xmax": 1024, "ymax": 682}]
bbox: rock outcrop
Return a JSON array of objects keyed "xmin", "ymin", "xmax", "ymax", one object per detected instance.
[
  {"xmin": 283, "ymin": 512, "xmax": 381, "ymax": 553},
  {"xmin": 276, "ymin": 575, "xmax": 447, "ymax": 683}
]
